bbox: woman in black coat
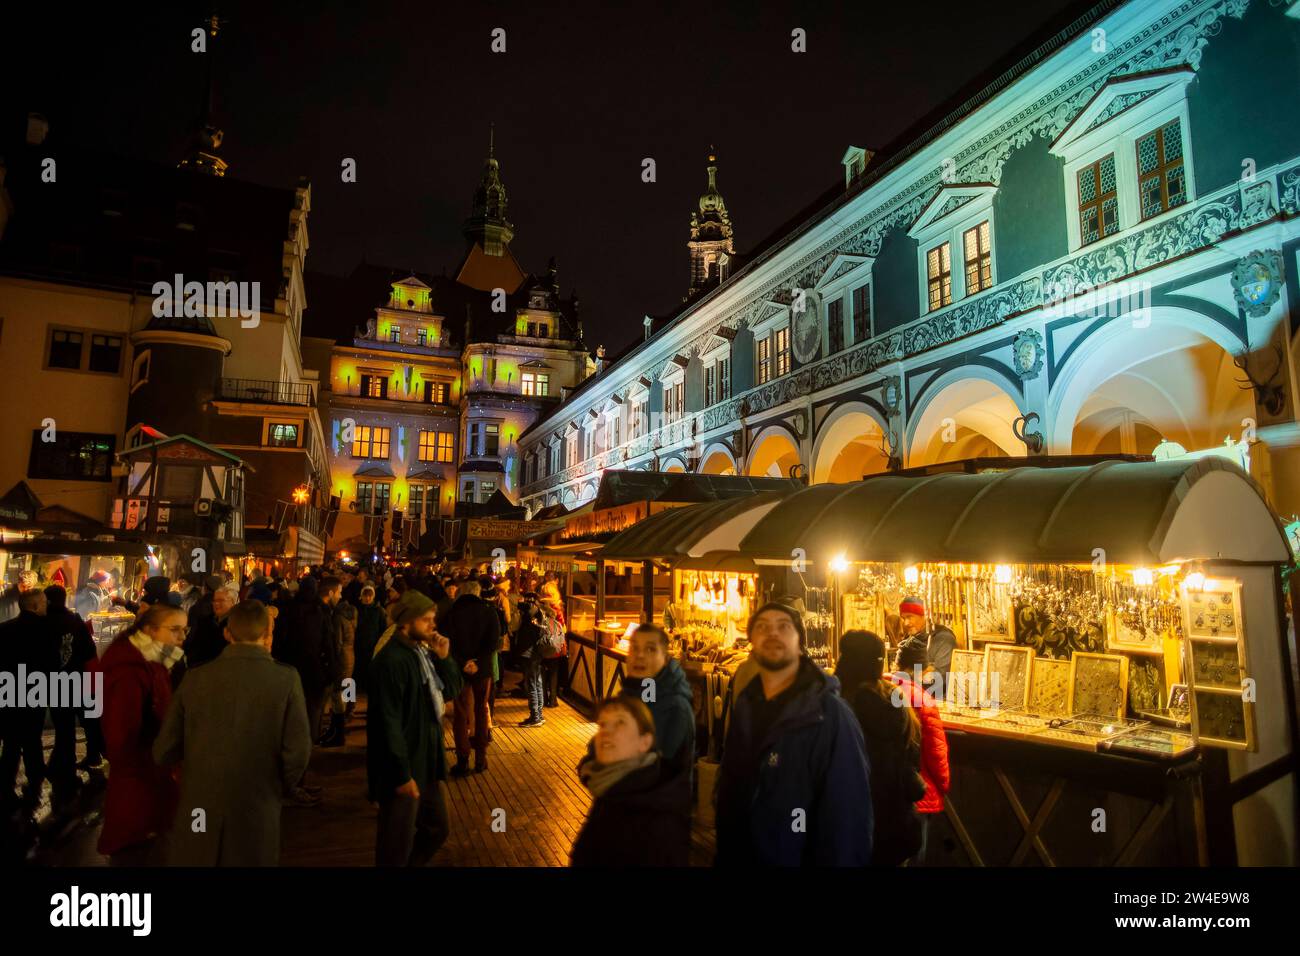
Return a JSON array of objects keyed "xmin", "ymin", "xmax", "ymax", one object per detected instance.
[
  {"xmin": 836, "ymin": 630, "xmax": 926, "ymax": 866},
  {"xmin": 570, "ymin": 696, "xmax": 691, "ymax": 867}
]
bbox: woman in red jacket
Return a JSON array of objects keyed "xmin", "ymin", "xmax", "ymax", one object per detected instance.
[
  {"xmin": 97, "ymin": 603, "xmax": 187, "ymax": 865},
  {"xmin": 888, "ymin": 638, "xmax": 950, "ymax": 864}
]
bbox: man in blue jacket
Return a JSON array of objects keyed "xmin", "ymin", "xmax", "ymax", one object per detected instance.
[{"xmin": 715, "ymin": 602, "xmax": 873, "ymax": 866}]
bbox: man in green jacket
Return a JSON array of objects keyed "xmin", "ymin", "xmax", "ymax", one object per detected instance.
[{"xmin": 367, "ymin": 590, "xmax": 461, "ymax": 866}]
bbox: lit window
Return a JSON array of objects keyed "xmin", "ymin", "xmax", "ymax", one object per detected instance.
[
  {"xmin": 268, "ymin": 423, "xmax": 299, "ymax": 448},
  {"xmin": 437, "ymin": 432, "xmax": 454, "ymax": 462},
  {"xmin": 351, "ymin": 426, "xmax": 390, "ymax": 459},
  {"xmin": 418, "ymin": 430, "xmax": 437, "ymax": 462},
  {"xmin": 962, "ymin": 221, "xmax": 992, "ymax": 295},
  {"xmin": 1137, "ymin": 118, "xmax": 1186, "ymax": 220},
  {"xmin": 423, "ymin": 380, "xmax": 447, "ymax": 404},
  {"xmin": 362, "ymin": 375, "xmax": 387, "ymax": 399},
  {"xmin": 774, "ymin": 327, "xmax": 790, "ymax": 377},
  {"xmin": 757, "ymin": 336, "xmax": 772, "ymax": 385},
  {"xmin": 927, "ymin": 242, "xmax": 952, "ymax": 312},
  {"xmin": 352, "ymin": 425, "xmax": 370, "ymax": 458},
  {"xmin": 1077, "ymin": 154, "xmax": 1119, "ymax": 245}
]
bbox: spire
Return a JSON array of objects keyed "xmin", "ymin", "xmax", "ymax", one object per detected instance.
[
  {"xmin": 687, "ymin": 147, "xmax": 735, "ymax": 298},
  {"xmin": 178, "ymin": 11, "xmax": 229, "ymax": 177},
  {"xmin": 463, "ymin": 125, "xmax": 514, "ymax": 256}
]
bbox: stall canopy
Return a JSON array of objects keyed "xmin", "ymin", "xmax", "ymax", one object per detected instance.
[
  {"xmin": 590, "ymin": 471, "xmax": 796, "ymax": 510},
  {"xmin": 739, "ymin": 459, "xmax": 1290, "ymax": 566},
  {"xmin": 671, "ymin": 551, "xmax": 762, "ymax": 573},
  {"xmin": 600, "ymin": 489, "xmax": 794, "ymax": 562}
]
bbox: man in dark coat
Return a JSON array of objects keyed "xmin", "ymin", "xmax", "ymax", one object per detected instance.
[
  {"xmin": 275, "ymin": 577, "xmax": 339, "ymax": 802},
  {"xmin": 716, "ymin": 602, "xmax": 873, "ymax": 867},
  {"xmin": 367, "ymin": 590, "xmax": 461, "ymax": 866},
  {"xmin": 0, "ymin": 590, "xmax": 54, "ymax": 810},
  {"xmin": 154, "ymin": 600, "xmax": 311, "ymax": 865},
  {"xmin": 442, "ymin": 580, "xmax": 501, "ymax": 775},
  {"xmin": 184, "ymin": 585, "xmax": 236, "ymax": 669},
  {"xmin": 43, "ymin": 585, "xmax": 102, "ymax": 793}
]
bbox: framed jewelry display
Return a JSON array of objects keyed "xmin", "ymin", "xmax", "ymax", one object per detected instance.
[
  {"xmin": 1068, "ymin": 652, "xmax": 1129, "ymax": 720},
  {"xmin": 984, "ymin": 643, "xmax": 1033, "ymax": 710},
  {"xmin": 1182, "ymin": 580, "xmax": 1255, "ymax": 751},
  {"xmin": 966, "ymin": 578, "xmax": 1013, "ymax": 643},
  {"xmin": 947, "ymin": 648, "xmax": 987, "ymax": 707},
  {"xmin": 1028, "ymin": 655, "xmax": 1071, "ymax": 717},
  {"xmin": 1106, "ymin": 606, "xmax": 1164, "ymax": 654}
]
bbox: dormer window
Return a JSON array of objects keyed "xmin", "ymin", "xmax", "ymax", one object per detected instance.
[
  {"xmin": 1050, "ymin": 68, "xmax": 1195, "ymax": 254},
  {"xmin": 908, "ymin": 184, "xmax": 997, "ymax": 314}
]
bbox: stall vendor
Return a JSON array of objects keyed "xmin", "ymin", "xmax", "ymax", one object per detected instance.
[{"xmin": 899, "ymin": 596, "xmax": 955, "ymax": 682}]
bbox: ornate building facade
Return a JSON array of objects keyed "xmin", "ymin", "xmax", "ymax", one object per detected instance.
[
  {"xmin": 307, "ymin": 138, "xmax": 594, "ymax": 555},
  {"xmin": 518, "ymin": 0, "xmax": 1300, "ymax": 523}
]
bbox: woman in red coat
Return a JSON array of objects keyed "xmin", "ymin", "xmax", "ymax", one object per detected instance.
[
  {"xmin": 888, "ymin": 639, "xmax": 951, "ymax": 862},
  {"xmin": 97, "ymin": 603, "xmax": 187, "ymax": 864}
]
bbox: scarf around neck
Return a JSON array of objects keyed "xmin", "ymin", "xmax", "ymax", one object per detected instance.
[
  {"xmin": 580, "ymin": 751, "xmax": 658, "ymax": 798},
  {"xmin": 129, "ymin": 630, "xmax": 184, "ymax": 670}
]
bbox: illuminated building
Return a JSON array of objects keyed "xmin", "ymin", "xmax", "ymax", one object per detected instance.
[
  {"xmin": 0, "ymin": 92, "xmax": 329, "ymax": 575},
  {"xmin": 305, "ymin": 134, "xmax": 594, "ymax": 557},
  {"xmin": 518, "ymin": 0, "xmax": 1300, "ymax": 522}
]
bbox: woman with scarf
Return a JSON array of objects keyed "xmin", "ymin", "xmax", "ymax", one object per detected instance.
[
  {"xmin": 570, "ymin": 696, "xmax": 691, "ymax": 867},
  {"xmin": 97, "ymin": 603, "xmax": 187, "ymax": 864}
]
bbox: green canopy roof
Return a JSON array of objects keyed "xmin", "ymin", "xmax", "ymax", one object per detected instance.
[{"xmin": 737, "ymin": 459, "xmax": 1289, "ymax": 567}]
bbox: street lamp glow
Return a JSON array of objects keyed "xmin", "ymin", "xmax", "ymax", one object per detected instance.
[
  {"xmin": 1131, "ymin": 566, "xmax": 1155, "ymax": 587},
  {"xmin": 830, "ymin": 554, "xmax": 850, "ymax": 573},
  {"xmin": 994, "ymin": 564, "xmax": 1013, "ymax": 584},
  {"xmin": 903, "ymin": 565, "xmax": 920, "ymax": 586}
]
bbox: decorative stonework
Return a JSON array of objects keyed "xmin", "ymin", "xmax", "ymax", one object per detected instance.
[
  {"xmin": 933, "ymin": 194, "xmax": 978, "ymax": 221},
  {"xmin": 1083, "ymin": 89, "xmax": 1159, "ymax": 133},
  {"xmin": 1012, "ymin": 329, "xmax": 1046, "ymax": 380},
  {"xmin": 1043, "ymin": 192, "xmax": 1243, "ymax": 301},
  {"xmin": 1240, "ymin": 180, "xmax": 1278, "ymax": 228},
  {"xmin": 904, "ymin": 278, "xmax": 1041, "ymax": 355},
  {"xmin": 1280, "ymin": 162, "xmax": 1300, "ymax": 213},
  {"xmin": 1230, "ymin": 249, "xmax": 1285, "ymax": 317}
]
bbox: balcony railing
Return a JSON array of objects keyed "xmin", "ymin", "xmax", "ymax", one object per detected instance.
[{"xmin": 219, "ymin": 378, "xmax": 316, "ymax": 406}]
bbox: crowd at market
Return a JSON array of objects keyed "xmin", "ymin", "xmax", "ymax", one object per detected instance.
[{"xmin": 1, "ymin": 561, "xmax": 955, "ymax": 867}]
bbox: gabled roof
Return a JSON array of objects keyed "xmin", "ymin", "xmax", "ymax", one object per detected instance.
[{"xmin": 120, "ymin": 433, "xmax": 243, "ymax": 465}]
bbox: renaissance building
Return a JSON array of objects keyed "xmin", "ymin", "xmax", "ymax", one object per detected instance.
[
  {"xmin": 518, "ymin": 0, "xmax": 1300, "ymax": 523},
  {"xmin": 304, "ymin": 136, "xmax": 594, "ymax": 556}
]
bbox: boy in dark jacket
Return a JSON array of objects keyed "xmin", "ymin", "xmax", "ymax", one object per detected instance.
[
  {"xmin": 622, "ymin": 624, "xmax": 695, "ymax": 778},
  {"xmin": 442, "ymin": 580, "xmax": 501, "ymax": 774},
  {"xmin": 571, "ymin": 696, "xmax": 691, "ymax": 866},
  {"xmin": 715, "ymin": 603, "xmax": 873, "ymax": 867},
  {"xmin": 367, "ymin": 590, "xmax": 462, "ymax": 866}
]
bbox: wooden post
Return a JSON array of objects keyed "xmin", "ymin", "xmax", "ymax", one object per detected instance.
[
  {"xmin": 642, "ymin": 560, "xmax": 654, "ymax": 624},
  {"xmin": 596, "ymin": 557, "xmax": 606, "ymax": 623}
]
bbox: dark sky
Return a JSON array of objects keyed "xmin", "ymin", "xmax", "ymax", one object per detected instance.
[{"xmin": 17, "ymin": 0, "xmax": 1082, "ymax": 353}]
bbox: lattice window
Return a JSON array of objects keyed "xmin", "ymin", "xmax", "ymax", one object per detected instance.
[{"xmin": 1137, "ymin": 119, "xmax": 1186, "ymax": 220}]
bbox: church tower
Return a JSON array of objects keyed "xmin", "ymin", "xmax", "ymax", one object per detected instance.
[
  {"xmin": 456, "ymin": 126, "xmax": 526, "ymax": 293},
  {"xmin": 178, "ymin": 13, "xmax": 229, "ymax": 177},
  {"xmin": 687, "ymin": 148, "xmax": 734, "ymax": 298}
]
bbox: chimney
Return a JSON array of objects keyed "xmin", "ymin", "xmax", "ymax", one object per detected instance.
[
  {"xmin": 643, "ymin": 315, "xmax": 653, "ymax": 342},
  {"xmin": 26, "ymin": 113, "xmax": 49, "ymax": 146}
]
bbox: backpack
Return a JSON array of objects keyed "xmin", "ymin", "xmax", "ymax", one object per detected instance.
[{"xmin": 537, "ymin": 616, "xmax": 567, "ymax": 659}]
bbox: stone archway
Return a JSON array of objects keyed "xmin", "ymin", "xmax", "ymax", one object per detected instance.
[
  {"xmin": 811, "ymin": 402, "xmax": 891, "ymax": 484},
  {"xmin": 746, "ymin": 424, "xmax": 802, "ymax": 478},
  {"xmin": 698, "ymin": 442, "xmax": 738, "ymax": 475},
  {"xmin": 905, "ymin": 372, "xmax": 1024, "ymax": 467}
]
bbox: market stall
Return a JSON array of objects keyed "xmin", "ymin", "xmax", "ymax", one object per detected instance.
[{"xmin": 737, "ymin": 458, "xmax": 1297, "ymax": 866}]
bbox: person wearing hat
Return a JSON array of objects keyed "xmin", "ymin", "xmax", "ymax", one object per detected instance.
[
  {"xmin": 889, "ymin": 637, "xmax": 950, "ymax": 864},
  {"xmin": 715, "ymin": 602, "xmax": 873, "ymax": 866},
  {"xmin": 367, "ymin": 588, "xmax": 462, "ymax": 865},
  {"xmin": 836, "ymin": 631, "xmax": 925, "ymax": 866},
  {"xmin": 898, "ymin": 596, "xmax": 956, "ymax": 686}
]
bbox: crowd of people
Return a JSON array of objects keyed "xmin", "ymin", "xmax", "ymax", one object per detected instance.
[{"xmin": 3, "ymin": 557, "xmax": 952, "ymax": 868}]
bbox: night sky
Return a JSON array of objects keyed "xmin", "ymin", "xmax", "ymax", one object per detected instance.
[{"xmin": 17, "ymin": 0, "xmax": 1082, "ymax": 354}]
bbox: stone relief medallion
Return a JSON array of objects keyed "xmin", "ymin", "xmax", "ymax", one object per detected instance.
[
  {"xmin": 1011, "ymin": 328, "xmax": 1044, "ymax": 381},
  {"xmin": 1231, "ymin": 249, "xmax": 1284, "ymax": 318},
  {"xmin": 792, "ymin": 291, "xmax": 822, "ymax": 364},
  {"xmin": 882, "ymin": 376, "xmax": 901, "ymax": 414}
]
